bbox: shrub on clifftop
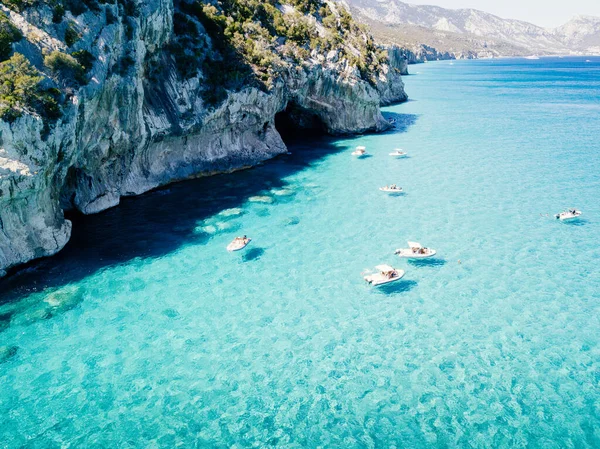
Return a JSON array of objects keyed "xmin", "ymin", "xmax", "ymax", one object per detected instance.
[
  {"xmin": 72, "ymin": 49, "xmax": 94, "ymax": 72},
  {"xmin": 1, "ymin": 0, "xmax": 101, "ymax": 15},
  {"xmin": 0, "ymin": 53, "xmax": 42, "ymax": 120},
  {"xmin": 0, "ymin": 53, "xmax": 60, "ymax": 122},
  {"xmin": 0, "ymin": 10, "xmax": 22, "ymax": 61},
  {"xmin": 0, "ymin": 0, "xmax": 35, "ymax": 13},
  {"xmin": 170, "ymin": 0, "xmax": 388, "ymax": 107},
  {"xmin": 44, "ymin": 50, "xmax": 86, "ymax": 86}
]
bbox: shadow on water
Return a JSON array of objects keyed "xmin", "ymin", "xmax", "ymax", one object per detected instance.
[
  {"xmin": 376, "ymin": 280, "xmax": 418, "ymax": 295},
  {"xmin": 283, "ymin": 216, "xmax": 300, "ymax": 226},
  {"xmin": 381, "ymin": 112, "xmax": 419, "ymax": 134},
  {"xmin": 0, "ymin": 345, "xmax": 18, "ymax": 364},
  {"xmin": 242, "ymin": 247, "xmax": 265, "ymax": 262},
  {"xmin": 407, "ymin": 258, "xmax": 447, "ymax": 268},
  {"xmin": 0, "ymin": 113, "xmax": 420, "ymax": 311},
  {"xmin": 562, "ymin": 219, "xmax": 588, "ymax": 227}
]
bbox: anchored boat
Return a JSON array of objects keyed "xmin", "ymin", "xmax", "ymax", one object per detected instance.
[
  {"xmin": 379, "ymin": 185, "xmax": 403, "ymax": 194},
  {"xmin": 389, "ymin": 149, "xmax": 407, "ymax": 157},
  {"xmin": 364, "ymin": 264, "xmax": 405, "ymax": 286},
  {"xmin": 227, "ymin": 236, "xmax": 252, "ymax": 251},
  {"xmin": 351, "ymin": 146, "xmax": 367, "ymax": 157},
  {"xmin": 555, "ymin": 209, "xmax": 582, "ymax": 221},
  {"xmin": 396, "ymin": 241, "xmax": 436, "ymax": 258}
]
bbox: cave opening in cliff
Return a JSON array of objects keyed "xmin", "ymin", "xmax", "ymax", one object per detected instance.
[{"xmin": 274, "ymin": 102, "xmax": 326, "ymax": 142}]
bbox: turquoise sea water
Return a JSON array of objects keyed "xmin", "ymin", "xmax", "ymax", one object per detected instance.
[{"xmin": 1, "ymin": 57, "xmax": 600, "ymax": 448}]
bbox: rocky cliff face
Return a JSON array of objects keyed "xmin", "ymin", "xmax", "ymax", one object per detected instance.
[
  {"xmin": 0, "ymin": 0, "xmax": 407, "ymax": 275},
  {"xmin": 553, "ymin": 16, "xmax": 600, "ymax": 54},
  {"xmin": 386, "ymin": 43, "xmax": 455, "ymax": 67}
]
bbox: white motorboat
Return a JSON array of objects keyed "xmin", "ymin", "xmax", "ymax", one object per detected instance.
[
  {"xmin": 351, "ymin": 146, "xmax": 367, "ymax": 157},
  {"xmin": 555, "ymin": 209, "xmax": 582, "ymax": 221},
  {"xmin": 227, "ymin": 236, "xmax": 252, "ymax": 251},
  {"xmin": 364, "ymin": 264, "xmax": 405, "ymax": 286},
  {"xmin": 395, "ymin": 241, "xmax": 436, "ymax": 258},
  {"xmin": 379, "ymin": 185, "xmax": 403, "ymax": 194},
  {"xmin": 525, "ymin": 55, "xmax": 540, "ymax": 60},
  {"xmin": 389, "ymin": 149, "xmax": 407, "ymax": 157}
]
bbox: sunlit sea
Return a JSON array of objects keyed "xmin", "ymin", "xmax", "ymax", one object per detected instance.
[{"xmin": 1, "ymin": 57, "xmax": 600, "ymax": 448}]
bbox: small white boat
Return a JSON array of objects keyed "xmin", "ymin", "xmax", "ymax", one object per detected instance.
[
  {"xmin": 525, "ymin": 55, "xmax": 540, "ymax": 60},
  {"xmin": 389, "ymin": 149, "xmax": 407, "ymax": 157},
  {"xmin": 351, "ymin": 146, "xmax": 367, "ymax": 157},
  {"xmin": 364, "ymin": 264, "xmax": 405, "ymax": 286},
  {"xmin": 555, "ymin": 209, "xmax": 582, "ymax": 221},
  {"xmin": 227, "ymin": 236, "xmax": 252, "ymax": 251},
  {"xmin": 395, "ymin": 241, "xmax": 436, "ymax": 258},
  {"xmin": 379, "ymin": 185, "xmax": 403, "ymax": 194}
]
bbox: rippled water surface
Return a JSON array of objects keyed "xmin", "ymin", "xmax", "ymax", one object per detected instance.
[{"xmin": 2, "ymin": 57, "xmax": 600, "ymax": 448}]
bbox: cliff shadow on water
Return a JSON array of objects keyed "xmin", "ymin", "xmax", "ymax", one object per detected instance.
[
  {"xmin": 0, "ymin": 114, "xmax": 419, "ymax": 324},
  {"xmin": 381, "ymin": 110, "xmax": 419, "ymax": 134}
]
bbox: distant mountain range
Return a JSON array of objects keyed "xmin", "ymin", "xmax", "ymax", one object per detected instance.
[{"xmin": 345, "ymin": 0, "xmax": 600, "ymax": 60}]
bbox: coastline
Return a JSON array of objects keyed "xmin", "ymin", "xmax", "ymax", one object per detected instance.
[
  {"xmin": 0, "ymin": 107, "xmax": 405, "ymax": 282},
  {"xmin": 0, "ymin": 0, "xmax": 408, "ymax": 277}
]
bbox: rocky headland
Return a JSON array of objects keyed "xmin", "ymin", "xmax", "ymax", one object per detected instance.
[{"xmin": 0, "ymin": 0, "xmax": 407, "ymax": 275}]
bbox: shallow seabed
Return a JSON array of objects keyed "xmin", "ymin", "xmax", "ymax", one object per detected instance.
[{"xmin": 1, "ymin": 57, "xmax": 600, "ymax": 448}]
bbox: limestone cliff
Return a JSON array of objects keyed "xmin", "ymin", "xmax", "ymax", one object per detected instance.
[{"xmin": 0, "ymin": 0, "xmax": 406, "ymax": 275}]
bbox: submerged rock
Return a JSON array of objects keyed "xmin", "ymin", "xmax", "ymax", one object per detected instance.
[
  {"xmin": 0, "ymin": 345, "xmax": 18, "ymax": 364},
  {"xmin": 215, "ymin": 221, "xmax": 240, "ymax": 232},
  {"xmin": 162, "ymin": 308, "xmax": 179, "ymax": 319},
  {"xmin": 256, "ymin": 209, "xmax": 271, "ymax": 217},
  {"xmin": 202, "ymin": 225, "xmax": 218, "ymax": 235},
  {"xmin": 248, "ymin": 196, "xmax": 274, "ymax": 204},
  {"xmin": 43, "ymin": 286, "xmax": 83, "ymax": 312},
  {"xmin": 218, "ymin": 208, "xmax": 245, "ymax": 218},
  {"xmin": 197, "ymin": 220, "xmax": 241, "ymax": 234},
  {"xmin": 271, "ymin": 188, "xmax": 294, "ymax": 197},
  {"xmin": 9, "ymin": 285, "xmax": 84, "ymax": 327},
  {"xmin": 285, "ymin": 217, "xmax": 301, "ymax": 226}
]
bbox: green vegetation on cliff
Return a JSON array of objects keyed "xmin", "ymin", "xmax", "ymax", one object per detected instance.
[
  {"xmin": 44, "ymin": 50, "xmax": 86, "ymax": 86},
  {"xmin": 1, "ymin": 0, "xmax": 105, "ymax": 15},
  {"xmin": 0, "ymin": 53, "xmax": 60, "ymax": 121},
  {"xmin": 0, "ymin": 0, "xmax": 391, "ymax": 121},
  {"xmin": 170, "ymin": 0, "xmax": 388, "ymax": 105},
  {"xmin": 0, "ymin": 10, "xmax": 22, "ymax": 61},
  {"xmin": 0, "ymin": 53, "xmax": 41, "ymax": 121},
  {"xmin": 0, "ymin": 1, "xmax": 95, "ymax": 123}
]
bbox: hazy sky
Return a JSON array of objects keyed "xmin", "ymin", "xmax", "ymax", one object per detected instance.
[{"xmin": 406, "ymin": 0, "xmax": 600, "ymax": 27}]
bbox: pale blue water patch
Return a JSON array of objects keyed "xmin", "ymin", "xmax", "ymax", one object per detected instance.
[{"xmin": 1, "ymin": 57, "xmax": 600, "ymax": 447}]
